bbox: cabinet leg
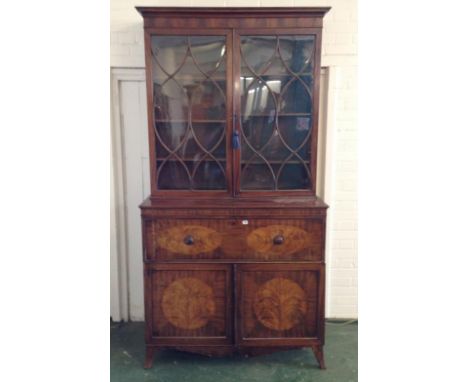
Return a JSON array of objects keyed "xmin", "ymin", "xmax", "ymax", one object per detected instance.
[
  {"xmin": 144, "ymin": 346, "xmax": 155, "ymax": 369},
  {"xmin": 311, "ymin": 345, "xmax": 326, "ymax": 369}
]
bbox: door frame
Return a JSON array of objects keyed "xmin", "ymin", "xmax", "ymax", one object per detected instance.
[{"xmin": 111, "ymin": 68, "xmax": 147, "ymax": 321}]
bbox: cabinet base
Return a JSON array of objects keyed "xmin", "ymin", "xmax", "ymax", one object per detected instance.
[
  {"xmin": 144, "ymin": 345, "xmax": 326, "ymax": 369},
  {"xmin": 144, "ymin": 346, "xmax": 155, "ymax": 369},
  {"xmin": 311, "ymin": 344, "xmax": 326, "ymax": 369}
]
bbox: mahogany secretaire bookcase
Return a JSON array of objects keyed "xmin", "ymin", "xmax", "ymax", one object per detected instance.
[{"xmin": 136, "ymin": 6, "xmax": 330, "ymax": 369}]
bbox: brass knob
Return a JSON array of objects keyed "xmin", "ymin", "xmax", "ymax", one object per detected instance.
[
  {"xmin": 273, "ymin": 235, "xmax": 284, "ymax": 245},
  {"xmin": 183, "ymin": 235, "xmax": 195, "ymax": 245}
]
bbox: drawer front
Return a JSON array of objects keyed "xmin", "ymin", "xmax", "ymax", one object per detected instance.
[
  {"xmin": 146, "ymin": 263, "xmax": 232, "ymax": 345},
  {"xmin": 144, "ymin": 218, "xmax": 324, "ymax": 261},
  {"xmin": 236, "ymin": 263, "xmax": 325, "ymax": 345}
]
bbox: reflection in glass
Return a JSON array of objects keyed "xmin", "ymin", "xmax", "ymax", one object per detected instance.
[
  {"xmin": 241, "ymin": 164, "xmax": 275, "ymax": 190},
  {"xmin": 241, "ymin": 35, "xmax": 314, "ymax": 76},
  {"xmin": 240, "ymin": 35, "xmax": 315, "ymax": 190},
  {"xmin": 190, "ymin": 82, "xmax": 226, "ymax": 120},
  {"xmin": 193, "ymin": 161, "xmax": 226, "ymax": 190},
  {"xmin": 277, "ymin": 163, "xmax": 310, "ymax": 190},
  {"xmin": 151, "ymin": 35, "xmax": 227, "ymax": 190},
  {"xmin": 157, "ymin": 160, "xmax": 191, "ymax": 190}
]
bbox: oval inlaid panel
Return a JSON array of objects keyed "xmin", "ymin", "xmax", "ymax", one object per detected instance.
[
  {"xmin": 156, "ymin": 225, "xmax": 222, "ymax": 255},
  {"xmin": 247, "ymin": 225, "xmax": 312, "ymax": 256},
  {"xmin": 253, "ymin": 278, "xmax": 307, "ymax": 331},
  {"xmin": 162, "ymin": 277, "xmax": 216, "ymax": 330}
]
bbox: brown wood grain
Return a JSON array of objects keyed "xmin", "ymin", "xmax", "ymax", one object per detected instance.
[
  {"xmin": 162, "ymin": 277, "xmax": 216, "ymax": 330},
  {"xmin": 156, "ymin": 225, "xmax": 222, "ymax": 256},
  {"xmin": 237, "ymin": 263, "xmax": 321, "ymax": 342},
  {"xmin": 141, "ymin": 195, "xmax": 329, "ymax": 213},
  {"xmin": 150, "ymin": 264, "xmax": 231, "ymax": 344},
  {"xmin": 253, "ymin": 277, "xmax": 307, "ymax": 331},
  {"xmin": 139, "ymin": 8, "xmax": 328, "ymax": 197},
  {"xmin": 138, "ymin": 7, "xmax": 330, "ymax": 369},
  {"xmin": 247, "ymin": 225, "xmax": 313, "ymax": 257},
  {"xmin": 146, "ymin": 218, "xmax": 323, "ymax": 261}
]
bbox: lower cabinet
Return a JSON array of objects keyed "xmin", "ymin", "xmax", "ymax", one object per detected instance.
[
  {"xmin": 146, "ymin": 263, "xmax": 232, "ymax": 345},
  {"xmin": 236, "ymin": 263, "xmax": 325, "ymax": 346},
  {"xmin": 145, "ymin": 263, "xmax": 324, "ymax": 348}
]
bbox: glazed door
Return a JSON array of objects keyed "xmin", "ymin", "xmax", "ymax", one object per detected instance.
[
  {"xmin": 147, "ymin": 30, "xmax": 232, "ymax": 194},
  {"xmin": 233, "ymin": 30, "xmax": 321, "ymax": 195},
  {"xmin": 147, "ymin": 263, "xmax": 232, "ymax": 345},
  {"xmin": 147, "ymin": 29, "xmax": 321, "ymax": 196},
  {"xmin": 235, "ymin": 263, "xmax": 325, "ymax": 345}
]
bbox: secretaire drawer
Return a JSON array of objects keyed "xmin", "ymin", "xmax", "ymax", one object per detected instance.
[{"xmin": 143, "ymin": 218, "xmax": 325, "ymax": 262}]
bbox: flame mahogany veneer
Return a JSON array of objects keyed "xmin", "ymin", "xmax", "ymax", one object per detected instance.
[{"xmin": 137, "ymin": 7, "xmax": 330, "ymax": 369}]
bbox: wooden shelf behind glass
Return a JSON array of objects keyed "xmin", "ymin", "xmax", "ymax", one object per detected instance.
[
  {"xmin": 155, "ymin": 158, "xmax": 311, "ymax": 164},
  {"xmin": 153, "ymin": 75, "xmax": 226, "ymax": 82},
  {"xmin": 156, "ymin": 158, "xmax": 227, "ymax": 161},
  {"xmin": 155, "ymin": 119, "xmax": 226, "ymax": 123},
  {"xmin": 241, "ymin": 113, "xmax": 311, "ymax": 117},
  {"xmin": 240, "ymin": 73, "xmax": 313, "ymax": 77}
]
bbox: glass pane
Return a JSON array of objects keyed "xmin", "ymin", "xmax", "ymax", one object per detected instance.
[
  {"xmin": 240, "ymin": 75, "xmax": 312, "ymax": 117},
  {"xmin": 187, "ymin": 36, "xmax": 226, "ymax": 78},
  {"xmin": 278, "ymin": 116, "xmax": 312, "ymax": 158},
  {"xmin": 240, "ymin": 35, "xmax": 315, "ymax": 191},
  {"xmin": 191, "ymin": 123, "xmax": 225, "ymax": 157},
  {"xmin": 277, "ymin": 163, "xmax": 311, "ymax": 190},
  {"xmin": 278, "ymin": 35, "xmax": 315, "ymax": 74},
  {"xmin": 191, "ymin": 81, "xmax": 226, "ymax": 120},
  {"xmin": 241, "ymin": 163, "xmax": 275, "ymax": 190},
  {"xmin": 280, "ymin": 76, "xmax": 312, "ymax": 114},
  {"xmin": 151, "ymin": 35, "xmax": 227, "ymax": 190},
  {"xmin": 155, "ymin": 122, "xmax": 189, "ymax": 152},
  {"xmin": 193, "ymin": 161, "xmax": 226, "ymax": 190},
  {"xmin": 157, "ymin": 160, "xmax": 191, "ymax": 190},
  {"xmin": 241, "ymin": 116, "xmax": 274, "ymax": 152},
  {"xmin": 240, "ymin": 77, "xmax": 276, "ymax": 118},
  {"xmin": 240, "ymin": 35, "xmax": 315, "ymax": 76}
]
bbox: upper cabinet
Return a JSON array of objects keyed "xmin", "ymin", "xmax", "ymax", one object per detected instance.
[{"xmin": 138, "ymin": 7, "xmax": 330, "ymax": 197}]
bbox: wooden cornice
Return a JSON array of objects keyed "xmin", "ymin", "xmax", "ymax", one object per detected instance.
[{"xmin": 135, "ymin": 7, "xmax": 331, "ymax": 18}]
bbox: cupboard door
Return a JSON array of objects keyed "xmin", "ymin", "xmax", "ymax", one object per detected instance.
[
  {"xmin": 235, "ymin": 31, "xmax": 319, "ymax": 193},
  {"xmin": 149, "ymin": 32, "xmax": 232, "ymax": 192},
  {"xmin": 236, "ymin": 263, "xmax": 324, "ymax": 345},
  {"xmin": 147, "ymin": 264, "xmax": 232, "ymax": 345}
]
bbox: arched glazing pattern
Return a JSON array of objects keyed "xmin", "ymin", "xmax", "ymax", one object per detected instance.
[
  {"xmin": 239, "ymin": 35, "xmax": 315, "ymax": 191},
  {"xmin": 151, "ymin": 35, "xmax": 227, "ymax": 190}
]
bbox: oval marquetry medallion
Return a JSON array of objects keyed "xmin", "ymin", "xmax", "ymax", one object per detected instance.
[
  {"xmin": 253, "ymin": 278, "xmax": 307, "ymax": 331},
  {"xmin": 156, "ymin": 225, "xmax": 222, "ymax": 255},
  {"xmin": 162, "ymin": 277, "xmax": 215, "ymax": 330},
  {"xmin": 247, "ymin": 225, "xmax": 311, "ymax": 256}
]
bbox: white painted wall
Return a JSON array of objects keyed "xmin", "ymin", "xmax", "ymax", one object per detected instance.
[{"xmin": 110, "ymin": 0, "xmax": 357, "ymax": 320}]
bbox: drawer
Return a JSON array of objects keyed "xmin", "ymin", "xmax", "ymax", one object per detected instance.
[{"xmin": 143, "ymin": 218, "xmax": 324, "ymax": 261}]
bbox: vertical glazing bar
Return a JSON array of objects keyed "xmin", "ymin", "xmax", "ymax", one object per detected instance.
[
  {"xmin": 143, "ymin": 29, "xmax": 158, "ymax": 194},
  {"xmin": 232, "ymin": 31, "xmax": 241, "ymax": 196},
  {"xmin": 225, "ymin": 30, "xmax": 234, "ymax": 196}
]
